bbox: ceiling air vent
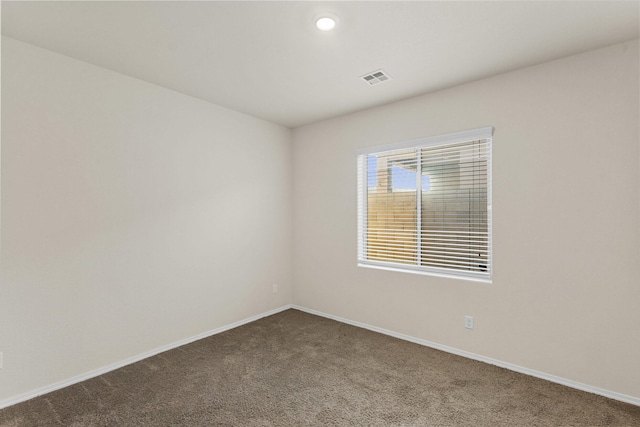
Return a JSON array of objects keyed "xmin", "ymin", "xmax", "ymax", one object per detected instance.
[{"xmin": 360, "ymin": 69, "xmax": 391, "ymax": 86}]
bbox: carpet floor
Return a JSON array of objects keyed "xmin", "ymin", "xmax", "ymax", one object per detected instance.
[{"xmin": 1, "ymin": 309, "xmax": 639, "ymax": 426}]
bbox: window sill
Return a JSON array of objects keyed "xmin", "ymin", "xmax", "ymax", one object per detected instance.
[{"xmin": 357, "ymin": 261, "xmax": 492, "ymax": 284}]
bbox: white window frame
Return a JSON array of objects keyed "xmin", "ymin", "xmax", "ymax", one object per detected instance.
[{"xmin": 356, "ymin": 127, "xmax": 493, "ymax": 283}]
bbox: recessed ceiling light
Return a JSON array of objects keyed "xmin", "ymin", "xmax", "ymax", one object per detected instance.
[{"xmin": 315, "ymin": 15, "xmax": 337, "ymax": 31}]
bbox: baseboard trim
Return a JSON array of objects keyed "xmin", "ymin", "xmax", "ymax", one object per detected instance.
[
  {"xmin": 292, "ymin": 305, "xmax": 640, "ymax": 407},
  {"xmin": 0, "ymin": 304, "xmax": 293, "ymax": 410},
  {"xmin": 4, "ymin": 304, "xmax": 638, "ymax": 409}
]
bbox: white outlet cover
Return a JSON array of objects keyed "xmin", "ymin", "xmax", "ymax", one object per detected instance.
[{"xmin": 464, "ymin": 316, "xmax": 474, "ymax": 330}]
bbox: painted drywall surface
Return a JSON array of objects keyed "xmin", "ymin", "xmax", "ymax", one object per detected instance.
[
  {"xmin": 0, "ymin": 37, "xmax": 292, "ymax": 402},
  {"xmin": 292, "ymin": 40, "xmax": 640, "ymax": 398}
]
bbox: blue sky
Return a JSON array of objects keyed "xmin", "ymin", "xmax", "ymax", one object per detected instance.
[{"xmin": 368, "ymin": 155, "xmax": 430, "ymax": 191}]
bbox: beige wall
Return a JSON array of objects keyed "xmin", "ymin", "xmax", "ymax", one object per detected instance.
[
  {"xmin": 0, "ymin": 37, "xmax": 292, "ymax": 403},
  {"xmin": 292, "ymin": 40, "xmax": 640, "ymax": 398}
]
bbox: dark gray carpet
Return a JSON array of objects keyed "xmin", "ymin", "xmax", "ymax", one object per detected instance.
[{"xmin": 1, "ymin": 309, "xmax": 639, "ymax": 426}]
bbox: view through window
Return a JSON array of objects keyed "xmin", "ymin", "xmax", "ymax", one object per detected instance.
[{"xmin": 357, "ymin": 128, "xmax": 492, "ymax": 281}]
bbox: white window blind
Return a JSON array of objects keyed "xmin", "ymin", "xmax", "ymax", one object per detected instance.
[{"xmin": 357, "ymin": 127, "xmax": 492, "ymax": 281}]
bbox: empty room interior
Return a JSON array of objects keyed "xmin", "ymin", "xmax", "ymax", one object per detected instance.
[{"xmin": 1, "ymin": 1, "xmax": 640, "ymax": 425}]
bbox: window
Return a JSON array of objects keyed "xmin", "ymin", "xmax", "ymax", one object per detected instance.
[{"xmin": 357, "ymin": 127, "xmax": 492, "ymax": 281}]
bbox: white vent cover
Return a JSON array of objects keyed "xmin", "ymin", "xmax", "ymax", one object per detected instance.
[{"xmin": 361, "ymin": 69, "xmax": 391, "ymax": 86}]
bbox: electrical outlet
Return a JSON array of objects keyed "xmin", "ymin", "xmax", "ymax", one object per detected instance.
[
  {"xmin": 464, "ymin": 316, "xmax": 474, "ymax": 330},
  {"xmin": 272, "ymin": 284, "xmax": 278, "ymax": 294}
]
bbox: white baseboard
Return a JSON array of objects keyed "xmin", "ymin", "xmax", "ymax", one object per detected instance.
[
  {"xmin": 4, "ymin": 303, "xmax": 638, "ymax": 410},
  {"xmin": 0, "ymin": 304, "xmax": 293, "ymax": 410},
  {"xmin": 292, "ymin": 305, "xmax": 640, "ymax": 407}
]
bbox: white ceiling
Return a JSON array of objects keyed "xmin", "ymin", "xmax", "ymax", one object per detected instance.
[{"xmin": 2, "ymin": 1, "xmax": 638, "ymax": 128}]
